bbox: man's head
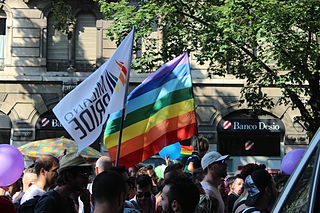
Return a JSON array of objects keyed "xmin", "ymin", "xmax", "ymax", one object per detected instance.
[
  {"xmin": 192, "ymin": 136, "xmax": 209, "ymax": 158},
  {"xmin": 95, "ymin": 156, "xmax": 113, "ymax": 175},
  {"xmin": 135, "ymin": 174, "xmax": 153, "ymax": 206},
  {"xmin": 201, "ymin": 151, "xmax": 229, "ymax": 179},
  {"xmin": 160, "ymin": 176, "xmax": 200, "ymax": 213},
  {"xmin": 245, "ymin": 169, "xmax": 277, "ymax": 208},
  {"xmin": 230, "ymin": 175, "xmax": 244, "ymax": 196},
  {"xmin": 128, "ymin": 165, "xmax": 139, "ymax": 178},
  {"xmin": 22, "ymin": 167, "xmax": 37, "ymax": 192},
  {"xmin": 34, "ymin": 155, "xmax": 59, "ymax": 189},
  {"xmin": 164, "ymin": 163, "xmax": 185, "ymax": 180},
  {"xmin": 146, "ymin": 165, "xmax": 158, "ymax": 186},
  {"xmin": 92, "ymin": 170, "xmax": 126, "ymax": 212},
  {"xmin": 57, "ymin": 152, "xmax": 92, "ymax": 195}
]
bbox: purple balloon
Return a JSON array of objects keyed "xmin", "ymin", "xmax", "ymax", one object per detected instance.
[
  {"xmin": 0, "ymin": 144, "xmax": 24, "ymax": 187},
  {"xmin": 281, "ymin": 149, "xmax": 306, "ymax": 175}
]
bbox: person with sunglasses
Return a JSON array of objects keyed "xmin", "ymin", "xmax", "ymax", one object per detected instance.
[
  {"xmin": 34, "ymin": 152, "xmax": 92, "ymax": 213},
  {"xmin": 129, "ymin": 174, "xmax": 155, "ymax": 213},
  {"xmin": 200, "ymin": 151, "xmax": 229, "ymax": 213}
]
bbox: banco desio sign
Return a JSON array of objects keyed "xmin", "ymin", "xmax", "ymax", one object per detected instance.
[
  {"xmin": 218, "ymin": 118, "xmax": 285, "ymax": 134},
  {"xmin": 36, "ymin": 111, "xmax": 63, "ymax": 129}
]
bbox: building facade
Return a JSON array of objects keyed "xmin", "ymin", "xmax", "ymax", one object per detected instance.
[{"xmin": 0, "ymin": 0, "xmax": 308, "ymax": 171}]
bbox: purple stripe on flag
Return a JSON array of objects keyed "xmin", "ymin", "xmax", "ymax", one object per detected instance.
[{"xmin": 142, "ymin": 53, "xmax": 189, "ymax": 84}]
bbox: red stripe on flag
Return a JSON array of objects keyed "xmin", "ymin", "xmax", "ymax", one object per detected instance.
[
  {"xmin": 108, "ymin": 111, "xmax": 197, "ymax": 156},
  {"xmin": 181, "ymin": 145, "xmax": 193, "ymax": 152},
  {"xmin": 109, "ymin": 123, "xmax": 198, "ymax": 167}
]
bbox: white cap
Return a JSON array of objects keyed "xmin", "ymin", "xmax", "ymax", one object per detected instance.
[{"xmin": 201, "ymin": 151, "xmax": 229, "ymax": 170}]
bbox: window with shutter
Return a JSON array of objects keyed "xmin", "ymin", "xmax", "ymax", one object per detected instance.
[
  {"xmin": 75, "ymin": 12, "xmax": 97, "ymax": 72},
  {"xmin": 0, "ymin": 9, "xmax": 6, "ymax": 71},
  {"xmin": 47, "ymin": 12, "xmax": 69, "ymax": 71}
]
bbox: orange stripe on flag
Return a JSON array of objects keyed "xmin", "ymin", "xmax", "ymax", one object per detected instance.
[
  {"xmin": 109, "ymin": 123, "xmax": 198, "ymax": 167},
  {"xmin": 108, "ymin": 111, "xmax": 196, "ymax": 158},
  {"xmin": 119, "ymin": 73, "xmax": 126, "ymax": 85}
]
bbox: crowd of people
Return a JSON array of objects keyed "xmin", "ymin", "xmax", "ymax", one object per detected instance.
[{"xmin": 0, "ymin": 137, "xmax": 299, "ymax": 213}]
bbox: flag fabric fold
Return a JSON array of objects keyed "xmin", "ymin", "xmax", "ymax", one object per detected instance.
[
  {"xmin": 53, "ymin": 28, "xmax": 135, "ymax": 153},
  {"xmin": 104, "ymin": 53, "xmax": 198, "ymax": 167}
]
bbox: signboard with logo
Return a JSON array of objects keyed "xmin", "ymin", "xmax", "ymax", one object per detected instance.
[
  {"xmin": 218, "ymin": 118, "xmax": 285, "ymax": 134},
  {"xmin": 36, "ymin": 111, "xmax": 64, "ymax": 130}
]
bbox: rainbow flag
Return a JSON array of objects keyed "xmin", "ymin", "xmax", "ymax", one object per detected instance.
[
  {"xmin": 180, "ymin": 145, "xmax": 193, "ymax": 157},
  {"xmin": 104, "ymin": 53, "xmax": 198, "ymax": 167}
]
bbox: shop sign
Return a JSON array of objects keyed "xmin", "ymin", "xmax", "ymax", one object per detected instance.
[
  {"xmin": 11, "ymin": 128, "xmax": 34, "ymax": 140},
  {"xmin": 219, "ymin": 119, "xmax": 285, "ymax": 133},
  {"xmin": 36, "ymin": 112, "xmax": 64, "ymax": 129}
]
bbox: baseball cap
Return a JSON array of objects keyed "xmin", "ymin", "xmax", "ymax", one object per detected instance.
[
  {"xmin": 58, "ymin": 152, "xmax": 92, "ymax": 173},
  {"xmin": 201, "ymin": 151, "xmax": 229, "ymax": 170},
  {"xmin": 245, "ymin": 169, "xmax": 272, "ymax": 206}
]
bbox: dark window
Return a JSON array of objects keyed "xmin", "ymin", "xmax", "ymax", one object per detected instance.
[
  {"xmin": 0, "ymin": 114, "xmax": 11, "ymax": 144},
  {"xmin": 219, "ymin": 134, "xmax": 280, "ymax": 156},
  {"xmin": 0, "ymin": 18, "xmax": 6, "ymax": 35},
  {"xmin": 0, "ymin": 129, "xmax": 10, "ymax": 144},
  {"xmin": 0, "ymin": 12, "xmax": 6, "ymax": 71}
]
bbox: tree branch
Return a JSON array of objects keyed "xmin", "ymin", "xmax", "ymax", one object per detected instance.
[{"xmin": 286, "ymin": 89, "xmax": 313, "ymax": 131}]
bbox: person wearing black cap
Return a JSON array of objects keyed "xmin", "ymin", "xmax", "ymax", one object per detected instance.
[
  {"xmin": 34, "ymin": 152, "xmax": 93, "ymax": 213},
  {"xmin": 240, "ymin": 169, "xmax": 277, "ymax": 213}
]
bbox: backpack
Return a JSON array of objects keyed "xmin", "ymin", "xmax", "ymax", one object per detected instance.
[{"xmin": 17, "ymin": 195, "xmax": 41, "ymax": 213}]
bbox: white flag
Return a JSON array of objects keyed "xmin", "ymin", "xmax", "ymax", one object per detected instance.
[{"xmin": 53, "ymin": 28, "xmax": 134, "ymax": 153}]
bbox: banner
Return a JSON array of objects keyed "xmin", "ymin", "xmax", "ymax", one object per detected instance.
[{"xmin": 53, "ymin": 28, "xmax": 134, "ymax": 153}]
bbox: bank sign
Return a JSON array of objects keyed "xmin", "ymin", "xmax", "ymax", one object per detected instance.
[
  {"xmin": 218, "ymin": 119, "xmax": 285, "ymax": 133},
  {"xmin": 36, "ymin": 112, "xmax": 64, "ymax": 129}
]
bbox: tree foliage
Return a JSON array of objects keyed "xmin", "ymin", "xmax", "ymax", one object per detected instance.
[
  {"xmin": 95, "ymin": 0, "xmax": 320, "ymax": 136},
  {"xmin": 47, "ymin": 0, "xmax": 318, "ymax": 137}
]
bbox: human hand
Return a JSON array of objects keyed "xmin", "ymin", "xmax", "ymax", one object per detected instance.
[{"xmin": 165, "ymin": 155, "xmax": 171, "ymax": 166}]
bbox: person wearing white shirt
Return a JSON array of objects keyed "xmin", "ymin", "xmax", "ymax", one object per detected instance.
[{"xmin": 20, "ymin": 155, "xmax": 59, "ymax": 204}]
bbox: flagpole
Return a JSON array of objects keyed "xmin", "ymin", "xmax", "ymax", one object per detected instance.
[{"xmin": 115, "ymin": 26, "xmax": 135, "ymax": 167}]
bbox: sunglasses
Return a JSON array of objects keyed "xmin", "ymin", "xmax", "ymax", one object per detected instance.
[
  {"xmin": 215, "ymin": 160, "xmax": 226, "ymax": 165},
  {"xmin": 77, "ymin": 171, "xmax": 91, "ymax": 178},
  {"xmin": 136, "ymin": 192, "xmax": 151, "ymax": 198}
]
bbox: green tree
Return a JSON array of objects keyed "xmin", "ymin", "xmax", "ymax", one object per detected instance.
[{"xmin": 95, "ymin": 0, "xmax": 320, "ymax": 137}]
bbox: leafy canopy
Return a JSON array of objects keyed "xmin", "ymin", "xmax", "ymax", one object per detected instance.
[{"xmin": 53, "ymin": 0, "xmax": 319, "ymax": 136}]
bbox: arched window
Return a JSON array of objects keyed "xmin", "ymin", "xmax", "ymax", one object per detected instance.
[
  {"xmin": 74, "ymin": 12, "xmax": 97, "ymax": 72},
  {"xmin": 46, "ymin": 12, "xmax": 69, "ymax": 71},
  {"xmin": 0, "ymin": 9, "xmax": 6, "ymax": 71}
]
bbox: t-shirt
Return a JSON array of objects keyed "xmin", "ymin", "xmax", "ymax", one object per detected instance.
[
  {"xmin": 20, "ymin": 185, "xmax": 45, "ymax": 205},
  {"xmin": 200, "ymin": 181, "xmax": 225, "ymax": 213}
]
